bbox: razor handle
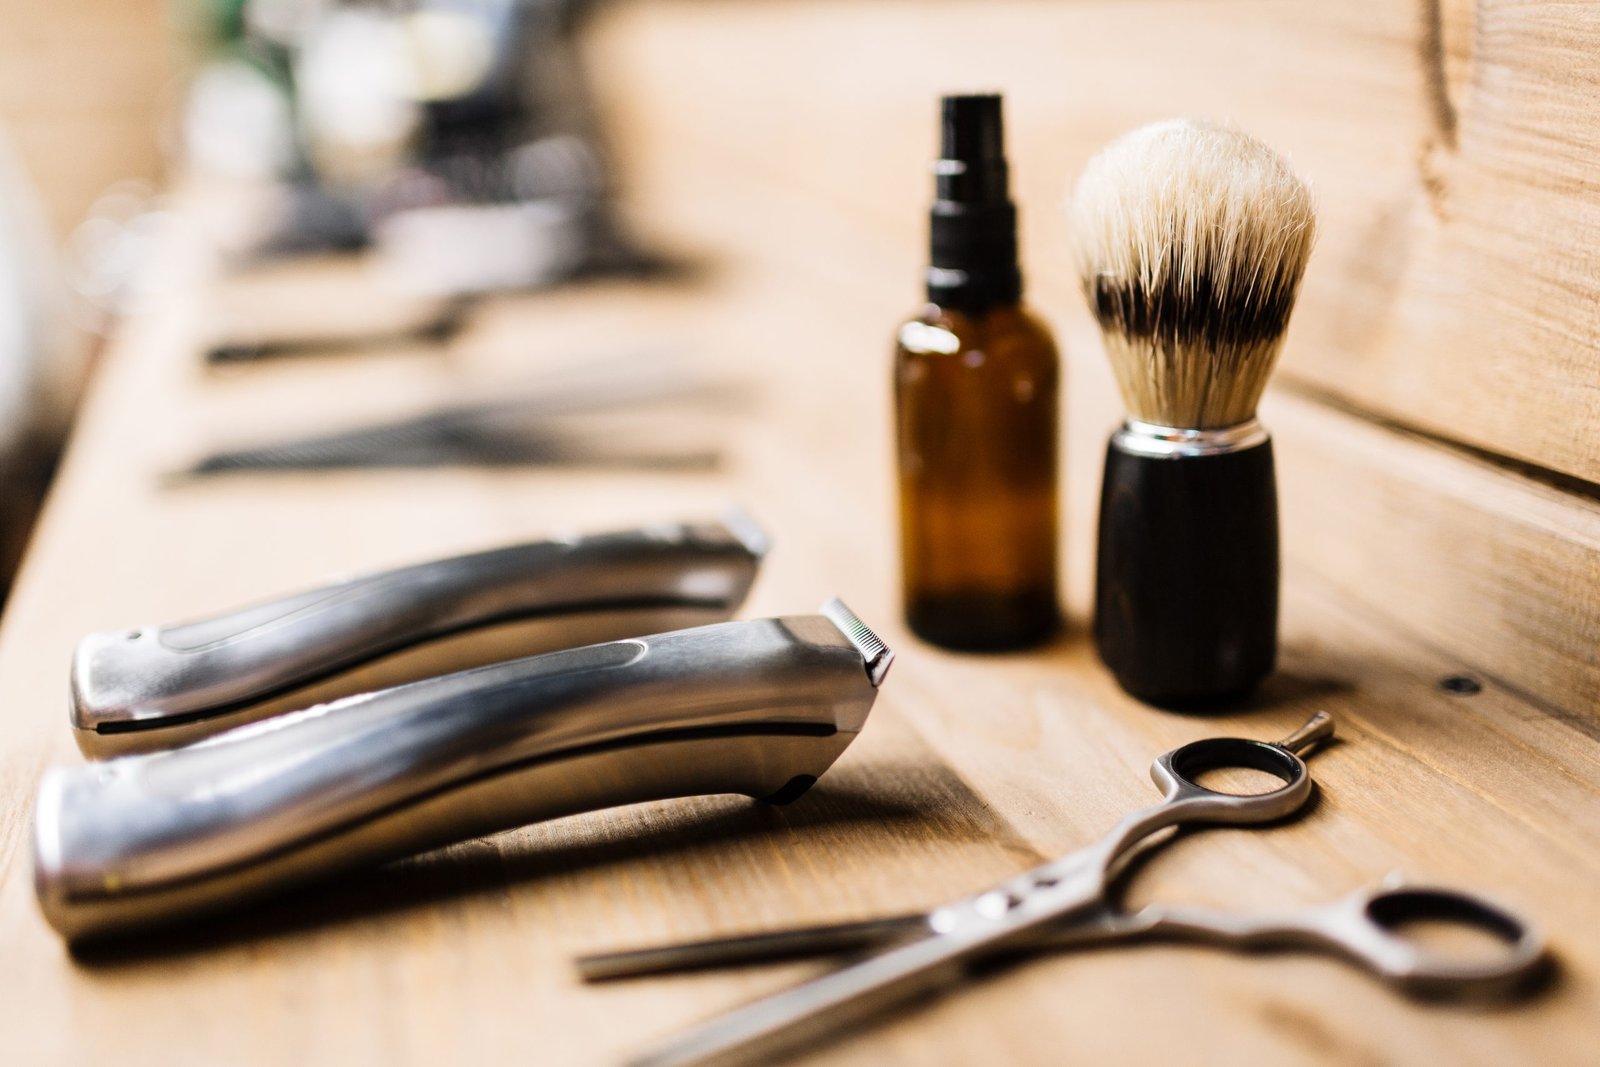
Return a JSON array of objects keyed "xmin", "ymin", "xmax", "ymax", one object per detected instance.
[
  {"xmin": 36, "ymin": 606, "xmax": 891, "ymax": 942},
  {"xmin": 71, "ymin": 518, "xmax": 765, "ymax": 757},
  {"xmin": 1094, "ymin": 434, "xmax": 1278, "ymax": 707}
]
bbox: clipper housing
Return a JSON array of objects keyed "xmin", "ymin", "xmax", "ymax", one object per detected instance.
[
  {"xmin": 71, "ymin": 513, "xmax": 769, "ymax": 757},
  {"xmin": 36, "ymin": 601, "xmax": 892, "ymax": 942}
]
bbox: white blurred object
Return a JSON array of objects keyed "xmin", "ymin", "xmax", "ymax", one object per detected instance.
[
  {"xmin": 0, "ymin": 129, "xmax": 87, "ymax": 586},
  {"xmin": 65, "ymin": 183, "xmax": 188, "ymax": 318},
  {"xmin": 244, "ymin": 0, "xmax": 332, "ymax": 46},
  {"xmin": 402, "ymin": 8, "xmax": 498, "ymax": 102},
  {"xmin": 296, "ymin": 8, "xmax": 420, "ymax": 182},
  {"xmin": 374, "ymin": 197, "xmax": 586, "ymax": 295},
  {"xmin": 182, "ymin": 60, "xmax": 297, "ymax": 180},
  {"xmin": 374, "ymin": 129, "xmax": 603, "ymax": 295},
  {"xmin": 508, "ymin": 133, "xmax": 603, "ymax": 201}
]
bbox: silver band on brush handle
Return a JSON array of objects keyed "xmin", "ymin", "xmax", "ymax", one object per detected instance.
[
  {"xmin": 36, "ymin": 603, "xmax": 891, "ymax": 942},
  {"xmin": 1112, "ymin": 418, "xmax": 1269, "ymax": 459}
]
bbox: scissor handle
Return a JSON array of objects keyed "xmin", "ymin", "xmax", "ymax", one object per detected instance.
[
  {"xmin": 1339, "ymin": 884, "xmax": 1548, "ymax": 997},
  {"xmin": 1149, "ymin": 734, "xmax": 1315, "ymax": 825},
  {"xmin": 1149, "ymin": 711, "xmax": 1333, "ymax": 826},
  {"xmin": 1081, "ymin": 715, "xmax": 1333, "ymax": 884},
  {"xmin": 1134, "ymin": 881, "xmax": 1547, "ymax": 1000}
]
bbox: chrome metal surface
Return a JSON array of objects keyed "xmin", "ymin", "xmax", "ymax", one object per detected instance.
[
  {"xmin": 1113, "ymin": 417, "xmax": 1269, "ymax": 459},
  {"xmin": 1038, "ymin": 877, "xmax": 1545, "ymax": 1001},
  {"xmin": 610, "ymin": 713, "xmax": 1548, "ymax": 1067},
  {"xmin": 820, "ymin": 598, "xmax": 894, "ymax": 686},
  {"xmin": 577, "ymin": 916, "xmax": 932, "ymax": 981},
  {"xmin": 36, "ymin": 602, "xmax": 890, "ymax": 941},
  {"xmin": 71, "ymin": 512, "xmax": 768, "ymax": 757}
]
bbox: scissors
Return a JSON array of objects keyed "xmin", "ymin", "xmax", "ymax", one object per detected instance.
[{"xmin": 577, "ymin": 713, "xmax": 1548, "ymax": 1067}]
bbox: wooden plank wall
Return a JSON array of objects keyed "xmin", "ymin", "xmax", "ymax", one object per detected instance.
[{"xmin": 584, "ymin": 0, "xmax": 1600, "ymax": 724}]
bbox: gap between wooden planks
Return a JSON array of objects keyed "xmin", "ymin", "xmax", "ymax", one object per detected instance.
[
  {"xmin": 587, "ymin": 0, "xmax": 1600, "ymax": 518},
  {"xmin": 584, "ymin": 1, "xmax": 1600, "ymax": 730}
]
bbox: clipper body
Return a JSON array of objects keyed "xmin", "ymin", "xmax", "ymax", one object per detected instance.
[
  {"xmin": 71, "ymin": 516, "xmax": 767, "ymax": 757},
  {"xmin": 36, "ymin": 602, "xmax": 892, "ymax": 942}
]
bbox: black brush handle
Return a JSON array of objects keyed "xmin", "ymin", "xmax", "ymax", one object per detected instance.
[{"xmin": 1094, "ymin": 434, "xmax": 1278, "ymax": 707}]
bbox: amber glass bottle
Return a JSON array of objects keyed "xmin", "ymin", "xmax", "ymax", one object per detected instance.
[{"xmin": 895, "ymin": 94, "xmax": 1060, "ymax": 651}]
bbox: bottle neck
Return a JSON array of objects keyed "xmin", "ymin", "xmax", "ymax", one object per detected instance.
[
  {"xmin": 925, "ymin": 181, "xmax": 1023, "ymax": 313},
  {"xmin": 924, "ymin": 94, "xmax": 1023, "ymax": 314}
]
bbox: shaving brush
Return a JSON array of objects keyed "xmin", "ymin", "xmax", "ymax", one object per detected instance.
[{"xmin": 1068, "ymin": 120, "xmax": 1316, "ymax": 706}]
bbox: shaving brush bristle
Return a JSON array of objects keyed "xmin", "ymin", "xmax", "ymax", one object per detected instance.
[{"xmin": 1068, "ymin": 119, "xmax": 1316, "ymax": 430}]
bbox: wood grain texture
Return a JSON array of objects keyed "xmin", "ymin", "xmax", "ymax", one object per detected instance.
[
  {"xmin": 1271, "ymin": 387, "xmax": 1600, "ymax": 732},
  {"xmin": 588, "ymin": 0, "xmax": 1600, "ymax": 726},
  {"xmin": 583, "ymin": 0, "xmax": 1600, "ymax": 486},
  {"xmin": 0, "ymin": 2, "xmax": 1597, "ymax": 1066},
  {"xmin": 1286, "ymin": 0, "xmax": 1600, "ymax": 489}
]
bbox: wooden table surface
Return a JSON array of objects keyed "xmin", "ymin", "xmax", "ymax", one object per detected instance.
[{"xmin": 2, "ymin": 3, "xmax": 1599, "ymax": 1065}]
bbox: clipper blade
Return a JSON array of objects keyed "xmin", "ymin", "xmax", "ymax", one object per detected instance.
[{"xmin": 821, "ymin": 598, "xmax": 894, "ymax": 687}]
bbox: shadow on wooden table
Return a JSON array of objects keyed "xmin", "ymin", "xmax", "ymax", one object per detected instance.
[
  {"xmin": 1119, "ymin": 669, "xmax": 1356, "ymax": 719},
  {"xmin": 66, "ymin": 756, "xmax": 1017, "ymax": 968}
]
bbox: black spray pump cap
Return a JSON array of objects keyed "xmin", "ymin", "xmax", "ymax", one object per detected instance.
[
  {"xmin": 937, "ymin": 94, "xmax": 1008, "ymax": 202},
  {"xmin": 927, "ymin": 93, "xmax": 1021, "ymax": 310}
]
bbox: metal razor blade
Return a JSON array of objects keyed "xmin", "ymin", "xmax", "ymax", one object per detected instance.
[
  {"xmin": 36, "ymin": 600, "xmax": 893, "ymax": 942},
  {"xmin": 70, "ymin": 511, "xmax": 769, "ymax": 758}
]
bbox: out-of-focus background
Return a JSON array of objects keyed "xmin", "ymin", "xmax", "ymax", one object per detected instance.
[
  {"xmin": 7, "ymin": 5, "xmax": 1600, "ymax": 1066},
  {"xmin": 0, "ymin": 0, "xmax": 176, "ymax": 590},
  {"xmin": 0, "ymin": 0, "xmax": 670, "ymax": 604}
]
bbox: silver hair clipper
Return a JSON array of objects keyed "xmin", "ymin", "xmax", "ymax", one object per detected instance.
[
  {"xmin": 71, "ymin": 513, "xmax": 768, "ymax": 758},
  {"xmin": 35, "ymin": 600, "xmax": 892, "ymax": 943}
]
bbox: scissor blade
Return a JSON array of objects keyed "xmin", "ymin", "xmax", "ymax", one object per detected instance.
[
  {"xmin": 625, "ymin": 884, "xmax": 1105, "ymax": 1067},
  {"xmin": 585, "ymin": 852, "xmax": 1110, "ymax": 984},
  {"xmin": 623, "ymin": 931, "xmax": 953, "ymax": 1067},
  {"xmin": 577, "ymin": 915, "xmax": 930, "ymax": 981}
]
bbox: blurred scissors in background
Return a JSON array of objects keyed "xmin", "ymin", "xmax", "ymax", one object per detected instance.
[{"xmin": 578, "ymin": 712, "xmax": 1548, "ymax": 1067}]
